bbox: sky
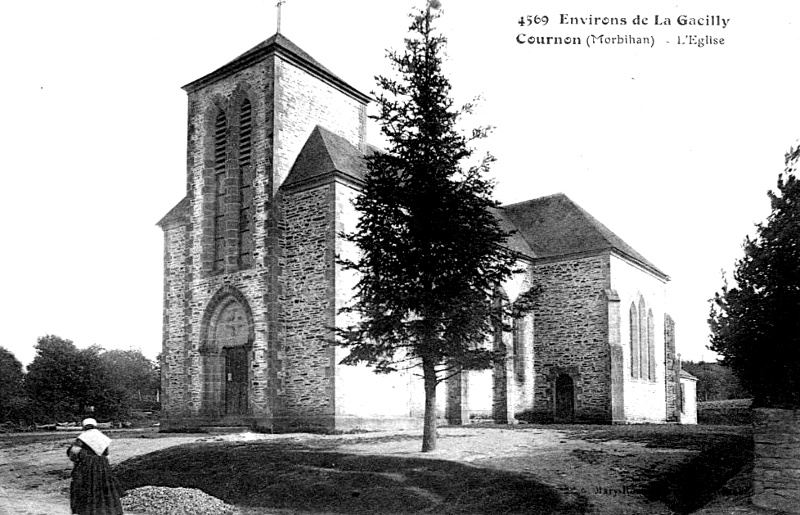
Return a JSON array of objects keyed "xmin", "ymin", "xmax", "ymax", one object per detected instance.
[{"xmin": 1, "ymin": 0, "xmax": 798, "ymax": 368}]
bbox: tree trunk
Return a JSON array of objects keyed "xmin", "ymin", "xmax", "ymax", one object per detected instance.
[{"xmin": 421, "ymin": 355, "xmax": 438, "ymax": 452}]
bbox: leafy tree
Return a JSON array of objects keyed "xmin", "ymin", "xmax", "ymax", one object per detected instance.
[
  {"xmin": 338, "ymin": 2, "xmax": 536, "ymax": 452},
  {"xmin": 25, "ymin": 335, "xmax": 82, "ymax": 420},
  {"xmin": 709, "ymin": 145, "xmax": 800, "ymax": 408},
  {"xmin": 25, "ymin": 335, "xmax": 110, "ymax": 421},
  {"xmin": 24, "ymin": 336, "xmax": 160, "ymax": 422},
  {"xmin": 681, "ymin": 361, "xmax": 749, "ymax": 401},
  {"xmin": 99, "ymin": 349, "xmax": 160, "ymax": 413},
  {"xmin": 0, "ymin": 346, "xmax": 26, "ymax": 420}
]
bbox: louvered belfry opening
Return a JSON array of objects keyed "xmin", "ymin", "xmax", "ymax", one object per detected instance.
[
  {"xmin": 239, "ymin": 99, "xmax": 252, "ymax": 167},
  {"xmin": 213, "ymin": 111, "xmax": 227, "ymax": 272},
  {"xmin": 238, "ymin": 99, "xmax": 254, "ymax": 268}
]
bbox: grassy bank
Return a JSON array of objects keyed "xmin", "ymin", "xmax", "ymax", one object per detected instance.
[
  {"xmin": 113, "ymin": 424, "xmax": 752, "ymax": 515},
  {"xmin": 115, "ymin": 437, "xmax": 588, "ymax": 514}
]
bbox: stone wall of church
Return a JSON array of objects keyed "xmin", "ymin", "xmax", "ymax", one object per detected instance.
[
  {"xmin": 163, "ymin": 47, "xmax": 370, "ymax": 430},
  {"xmin": 272, "ymin": 58, "xmax": 367, "ymax": 192},
  {"xmin": 161, "ymin": 222, "xmax": 190, "ymax": 417},
  {"xmin": 268, "ymin": 54, "xmax": 369, "ymax": 429},
  {"xmin": 169, "ymin": 275, "xmax": 271, "ymax": 425},
  {"xmin": 664, "ymin": 314, "xmax": 679, "ymax": 421},
  {"xmin": 161, "ymin": 59, "xmax": 277, "ymax": 429},
  {"xmin": 184, "ymin": 61, "xmax": 273, "ymax": 278},
  {"xmin": 530, "ymin": 254, "xmax": 611, "ymax": 422},
  {"xmin": 277, "ymin": 184, "xmax": 337, "ymax": 428}
]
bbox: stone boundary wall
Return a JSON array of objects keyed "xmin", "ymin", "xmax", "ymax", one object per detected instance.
[{"xmin": 752, "ymin": 408, "xmax": 800, "ymax": 513}]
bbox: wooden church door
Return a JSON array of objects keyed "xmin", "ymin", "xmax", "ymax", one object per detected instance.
[
  {"xmin": 224, "ymin": 346, "xmax": 248, "ymax": 415},
  {"xmin": 555, "ymin": 374, "xmax": 575, "ymax": 422}
]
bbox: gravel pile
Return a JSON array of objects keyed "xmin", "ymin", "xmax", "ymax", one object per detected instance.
[{"xmin": 122, "ymin": 486, "xmax": 240, "ymax": 515}]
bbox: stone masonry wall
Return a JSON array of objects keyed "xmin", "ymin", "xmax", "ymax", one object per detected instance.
[
  {"xmin": 160, "ymin": 59, "xmax": 276, "ymax": 429},
  {"xmin": 268, "ymin": 52, "xmax": 368, "ymax": 429},
  {"xmin": 278, "ymin": 184, "xmax": 336, "ymax": 426},
  {"xmin": 161, "ymin": 222, "xmax": 189, "ymax": 417},
  {"xmin": 162, "ymin": 44, "xmax": 370, "ymax": 429},
  {"xmin": 664, "ymin": 314, "xmax": 679, "ymax": 421},
  {"xmin": 530, "ymin": 254, "xmax": 610, "ymax": 422},
  {"xmin": 752, "ymin": 408, "xmax": 800, "ymax": 513}
]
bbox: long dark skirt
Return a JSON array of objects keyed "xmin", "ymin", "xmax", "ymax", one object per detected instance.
[{"xmin": 70, "ymin": 448, "xmax": 123, "ymax": 515}]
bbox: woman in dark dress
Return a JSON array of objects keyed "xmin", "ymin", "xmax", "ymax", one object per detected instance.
[{"xmin": 66, "ymin": 418, "xmax": 123, "ymax": 515}]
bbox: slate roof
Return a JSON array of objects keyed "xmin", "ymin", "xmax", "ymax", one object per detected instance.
[
  {"xmin": 228, "ymin": 33, "xmax": 337, "ymax": 77},
  {"xmin": 282, "ymin": 126, "xmax": 367, "ymax": 190},
  {"xmin": 680, "ymin": 370, "xmax": 699, "ymax": 381},
  {"xmin": 158, "ymin": 149, "xmax": 665, "ymax": 283},
  {"xmin": 489, "ymin": 207, "xmax": 534, "ymax": 258},
  {"xmin": 183, "ymin": 33, "xmax": 370, "ymax": 103},
  {"xmin": 156, "ymin": 196, "xmax": 190, "ymax": 228},
  {"xmin": 501, "ymin": 193, "xmax": 667, "ymax": 279}
]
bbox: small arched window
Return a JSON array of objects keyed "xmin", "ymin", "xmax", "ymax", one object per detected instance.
[{"xmin": 629, "ymin": 303, "xmax": 639, "ymax": 378}]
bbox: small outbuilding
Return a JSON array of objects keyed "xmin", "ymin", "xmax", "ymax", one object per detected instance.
[{"xmin": 679, "ymin": 370, "xmax": 699, "ymax": 424}]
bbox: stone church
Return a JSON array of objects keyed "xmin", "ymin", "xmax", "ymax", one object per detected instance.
[{"xmin": 158, "ymin": 32, "xmax": 685, "ymax": 432}]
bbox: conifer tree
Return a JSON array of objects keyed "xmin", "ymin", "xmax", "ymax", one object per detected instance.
[
  {"xmin": 338, "ymin": 2, "xmax": 536, "ymax": 451},
  {"xmin": 709, "ymin": 145, "xmax": 800, "ymax": 408}
]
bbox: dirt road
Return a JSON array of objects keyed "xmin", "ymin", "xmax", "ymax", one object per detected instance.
[
  {"xmin": 0, "ymin": 426, "xmax": 760, "ymax": 515},
  {"xmin": 0, "ymin": 431, "xmax": 211, "ymax": 515}
]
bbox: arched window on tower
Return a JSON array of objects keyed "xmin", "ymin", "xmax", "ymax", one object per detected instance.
[
  {"xmin": 639, "ymin": 297, "xmax": 648, "ymax": 380},
  {"xmin": 630, "ymin": 302, "xmax": 639, "ymax": 378},
  {"xmin": 647, "ymin": 308, "xmax": 656, "ymax": 380},
  {"xmin": 238, "ymin": 99, "xmax": 254, "ymax": 268},
  {"xmin": 213, "ymin": 110, "xmax": 227, "ymax": 272}
]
